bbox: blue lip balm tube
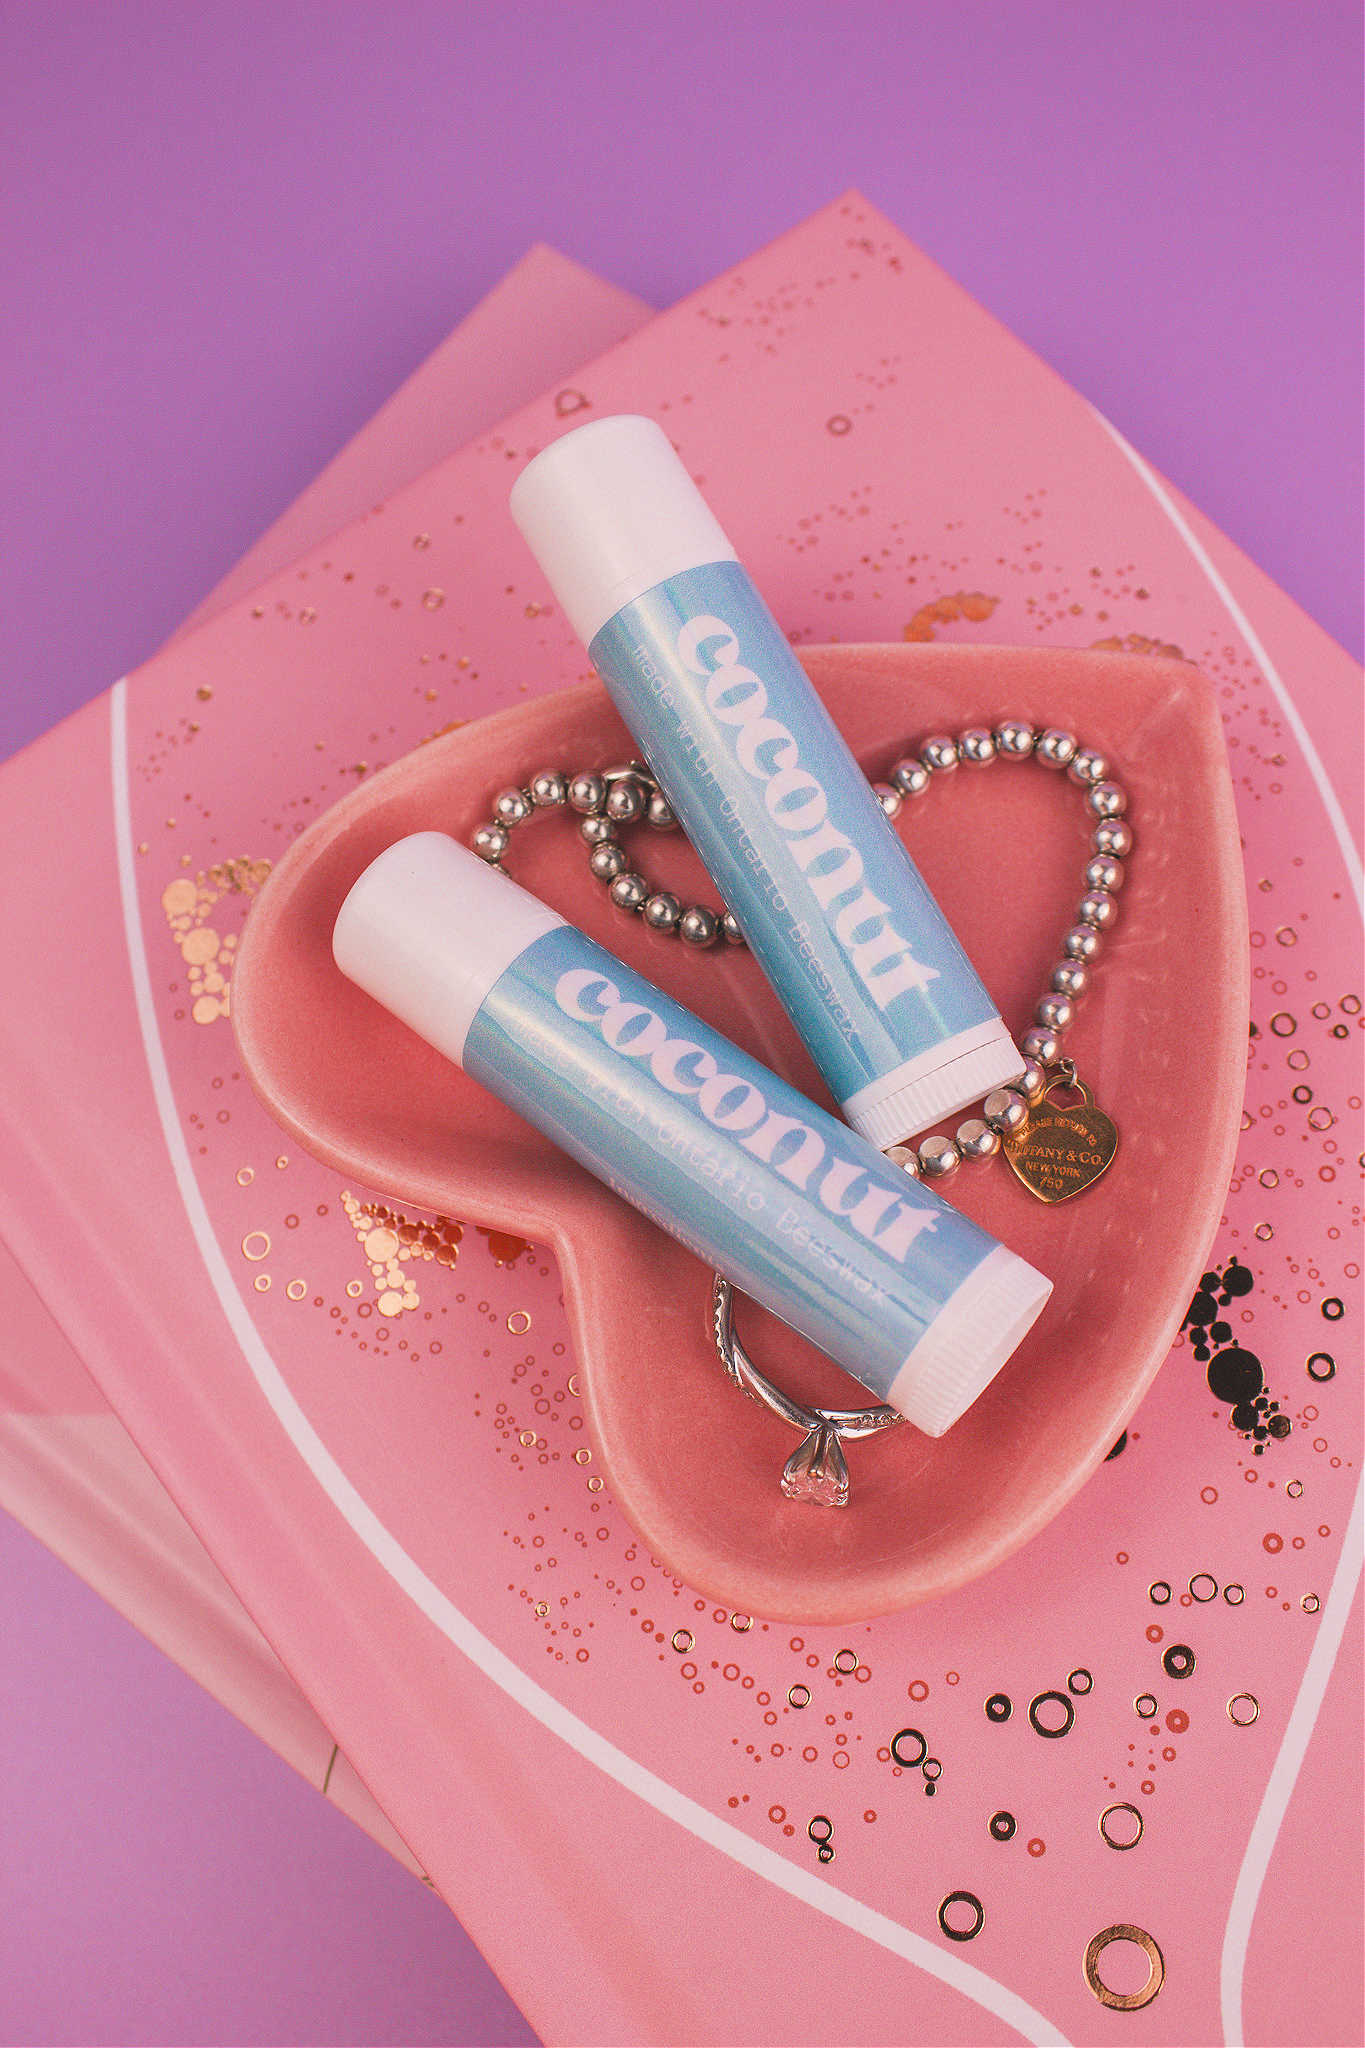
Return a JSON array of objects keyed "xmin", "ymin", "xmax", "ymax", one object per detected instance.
[
  {"xmin": 333, "ymin": 833, "xmax": 1050, "ymax": 1435},
  {"xmin": 509, "ymin": 414, "xmax": 1025, "ymax": 1149}
]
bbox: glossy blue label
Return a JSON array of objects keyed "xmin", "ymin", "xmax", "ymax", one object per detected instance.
[
  {"xmin": 463, "ymin": 926, "xmax": 996, "ymax": 1404},
  {"xmin": 588, "ymin": 561, "xmax": 998, "ymax": 1103}
]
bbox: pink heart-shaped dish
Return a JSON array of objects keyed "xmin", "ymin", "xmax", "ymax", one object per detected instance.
[{"xmin": 233, "ymin": 644, "xmax": 1248, "ymax": 1621}]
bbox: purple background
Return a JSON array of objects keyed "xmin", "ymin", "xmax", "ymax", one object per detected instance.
[{"xmin": 2, "ymin": 3, "xmax": 1360, "ymax": 2043}]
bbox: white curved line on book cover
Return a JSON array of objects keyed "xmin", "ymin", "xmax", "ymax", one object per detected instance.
[
  {"xmin": 111, "ymin": 676, "xmax": 1072, "ymax": 2046},
  {"xmin": 1091, "ymin": 412, "xmax": 1365, "ymax": 2045}
]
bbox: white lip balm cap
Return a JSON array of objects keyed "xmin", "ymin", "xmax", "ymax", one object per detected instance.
[
  {"xmin": 843, "ymin": 1018, "xmax": 1028, "ymax": 1148},
  {"xmin": 332, "ymin": 832, "xmax": 564, "ymax": 1067},
  {"xmin": 893, "ymin": 1245, "xmax": 1052, "ymax": 1437},
  {"xmin": 510, "ymin": 414, "xmax": 739, "ymax": 649}
]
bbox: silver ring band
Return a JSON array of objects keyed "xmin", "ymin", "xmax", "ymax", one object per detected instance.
[{"xmin": 710, "ymin": 1275, "xmax": 902, "ymax": 1508}]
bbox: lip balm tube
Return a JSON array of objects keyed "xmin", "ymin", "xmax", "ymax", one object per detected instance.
[
  {"xmin": 333, "ymin": 832, "xmax": 1050, "ymax": 1435},
  {"xmin": 509, "ymin": 414, "xmax": 1025, "ymax": 1148}
]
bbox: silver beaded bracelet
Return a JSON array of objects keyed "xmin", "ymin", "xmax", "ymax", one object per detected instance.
[{"xmin": 471, "ymin": 720, "xmax": 1131, "ymax": 1503}]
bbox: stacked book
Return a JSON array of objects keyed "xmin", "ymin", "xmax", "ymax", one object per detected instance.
[{"xmin": 1, "ymin": 196, "xmax": 1358, "ymax": 2047}]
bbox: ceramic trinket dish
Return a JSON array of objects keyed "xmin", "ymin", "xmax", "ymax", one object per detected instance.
[{"xmin": 233, "ymin": 643, "xmax": 1249, "ymax": 1622}]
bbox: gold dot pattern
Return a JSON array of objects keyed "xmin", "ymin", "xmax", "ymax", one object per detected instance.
[
  {"xmin": 160, "ymin": 858, "xmax": 271, "ymax": 1024},
  {"xmin": 1090, "ymin": 631, "xmax": 1186, "ymax": 661},
  {"xmin": 339, "ymin": 1190, "xmax": 451, "ymax": 1320},
  {"xmin": 903, "ymin": 591, "xmax": 998, "ymax": 642}
]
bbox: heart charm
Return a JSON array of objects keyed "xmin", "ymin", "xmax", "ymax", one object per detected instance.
[{"xmin": 1004, "ymin": 1076, "xmax": 1118, "ymax": 1204}]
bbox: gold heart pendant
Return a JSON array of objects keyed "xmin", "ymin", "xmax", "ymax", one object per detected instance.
[{"xmin": 1004, "ymin": 1072, "xmax": 1118, "ymax": 1204}]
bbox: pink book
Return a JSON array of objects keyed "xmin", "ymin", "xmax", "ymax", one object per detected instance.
[
  {"xmin": 0, "ymin": 195, "xmax": 1358, "ymax": 2047},
  {"xmin": 0, "ymin": 244, "xmax": 653, "ymax": 1875}
]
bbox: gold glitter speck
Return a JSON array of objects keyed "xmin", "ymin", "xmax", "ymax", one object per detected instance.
[
  {"xmin": 162, "ymin": 879, "xmax": 197, "ymax": 917},
  {"xmin": 904, "ymin": 591, "xmax": 999, "ymax": 643}
]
